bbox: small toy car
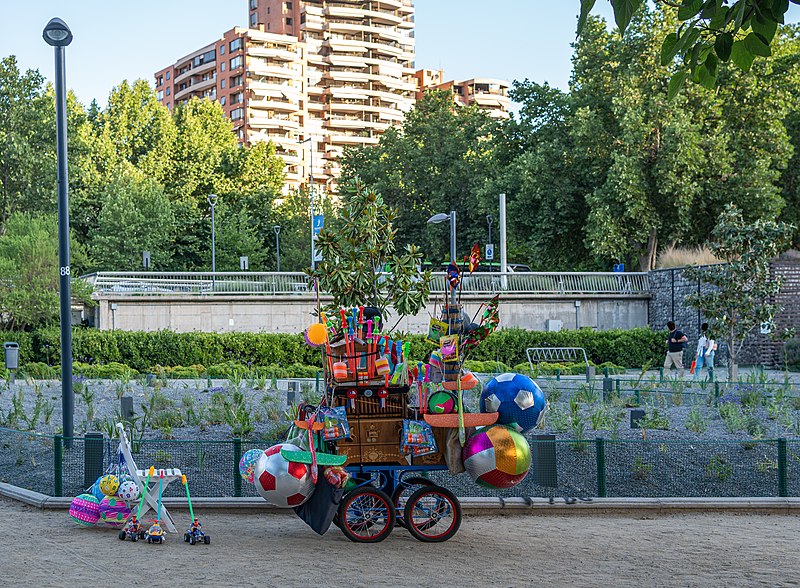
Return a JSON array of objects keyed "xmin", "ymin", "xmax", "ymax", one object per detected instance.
[
  {"xmin": 183, "ymin": 518, "xmax": 210, "ymax": 545},
  {"xmin": 118, "ymin": 516, "xmax": 145, "ymax": 542},
  {"xmin": 145, "ymin": 522, "xmax": 165, "ymax": 544}
]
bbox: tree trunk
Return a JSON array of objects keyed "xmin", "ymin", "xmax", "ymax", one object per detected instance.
[
  {"xmin": 727, "ymin": 325, "xmax": 738, "ymax": 381},
  {"xmin": 636, "ymin": 229, "xmax": 658, "ymax": 271}
]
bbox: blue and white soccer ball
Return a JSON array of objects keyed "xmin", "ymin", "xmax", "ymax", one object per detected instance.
[{"xmin": 479, "ymin": 373, "xmax": 547, "ymax": 434}]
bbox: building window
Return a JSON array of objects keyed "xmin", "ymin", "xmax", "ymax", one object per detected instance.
[
  {"xmin": 157, "ymin": 76, "xmax": 163, "ymax": 86},
  {"xmin": 157, "ymin": 90, "xmax": 164, "ymax": 100},
  {"xmin": 221, "ymin": 62, "xmax": 226, "ymax": 71},
  {"xmin": 286, "ymin": 1, "xmax": 292, "ymax": 9},
  {"xmin": 221, "ymin": 79, "xmax": 226, "ymax": 89},
  {"xmin": 230, "ymin": 38, "xmax": 243, "ymax": 52},
  {"xmin": 166, "ymin": 71, "xmax": 170, "ymax": 80},
  {"xmin": 231, "ymin": 107, "xmax": 244, "ymax": 120},
  {"xmin": 166, "ymin": 87, "xmax": 171, "ymax": 96},
  {"xmin": 231, "ymin": 92, "xmax": 244, "ymax": 104},
  {"xmin": 250, "ymin": 13, "xmax": 257, "ymax": 27},
  {"xmin": 250, "ymin": 0, "xmax": 257, "ymax": 9},
  {"xmin": 286, "ymin": 17, "xmax": 293, "ymax": 25},
  {"xmin": 220, "ymin": 96, "xmax": 226, "ymax": 106},
  {"xmin": 267, "ymin": 22, "xmax": 270, "ymax": 30},
  {"xmin": 231, "ymin": 74, "xmax": 243, "ymax": 87},
  {"xmin": 230, "ymin": 56, "xmax": 243, "ymax": 69},
  {"xmin": 166, "ymin": 102, "xmax": 171, "ymax": 110},
  {"xmin": 267, "ymin": 6, "xmax": 270, "ymax": 14}
]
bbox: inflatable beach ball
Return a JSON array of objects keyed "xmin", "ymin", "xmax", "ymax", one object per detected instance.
[
  {"xmin": 117, "ymin": 480, "xmax": 140, "ymax": 502},
  {"xmin": 98, "ymin": 474, "xmax": 120, "ymax": 497},
  {"xmin": 99, "ymin": 496, "xmax": 131, "ymax": 529},
  {"xmin": 254, "ymin": 444, "xmax": 315, "ymax": 507},
  {"xmin": 462, "ymin": 425, "xmax": 531, "ymax": 489},
  {"xmin": 89, "ymin": 479, "xmax": 106, "ymax": 501},
  {"xmin": 239, "ymin": 448, "xmax": 263, "ymax": 484},
  {"xmin": 479, "ymin": 373, "xmax": 546, "ymax": 434},
  {"xmin": 69, "ymin": 493, "xmax": 101, "ymax": 527}
]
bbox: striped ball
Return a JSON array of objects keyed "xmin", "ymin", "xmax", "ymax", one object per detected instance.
[
  {"xmin": 462, "ymin": 425, "xmax": 531, "ymax": 489},
  {"xmin": 99, "ymin": 496, "xmax": 131, "ymax": 528},
  {"xmin": 69, "ymin": 493, "xmax": 101, "ymax": 527}
]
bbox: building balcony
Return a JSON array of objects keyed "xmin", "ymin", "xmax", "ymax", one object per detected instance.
[
  {"xmin": 249, "ymin": 97, "xmax": 299, "ymax": 112},
  {"xmin": 189, "ymin": 77, "xmax": 216, "ymax": 93},
  {"xmin": 191, "ymin": 60, "xmax": 216, "ymax": 77},
  {"xmin": 361, "ymin": 9, "xmax": 403, "ymax": 26},
  {"xmin": 249, "ymin": 62, "xmax": 299, "ymax": 79},
  {"xmin": 471, "ymin": 92, "xmax": 511, "ymax": 108},
  {"xmin": 249, "ymin": 115, "xmax": 300, "ymax": 130},
  {"xmin": 247, "ymin": 46, "xmax": 300, "ymax": 62},
  {"xmin": 325, "ymin": 6, "xmax": 367, "ymax": 19},
  {"xmin": 326, "ymin": 133, "xmax": 380, "ymax": 145},
  {"xmin": 249, "ymin": 80, "xmax": 302, "ymax": 100}
]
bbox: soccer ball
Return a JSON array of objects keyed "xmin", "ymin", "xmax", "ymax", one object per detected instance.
[
  {"xmin": 117, "ymin": 480, "xmax": 140, "ymax": 502},
  {"xmin": 253, "ymin": 444, "xmax": 315, "ymax": 508},
  {"xmin": 463, "ymin": 425, "xmax": 531, "ymax": 489},
  {"xmin": 479, "ymin": 373, "xmax": 547, "ymax": 434}
]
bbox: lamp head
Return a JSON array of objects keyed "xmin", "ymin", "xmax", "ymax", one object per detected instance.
[
  {"xmin": 427, "ymin": 213, "xmax": 449, "ymax": 225},
  {"xmin": 273, "ymin": 225, "xmax": 281, "ymax": 235},
  {"xmin": 43, "ymin": 18, "xmax": 73, "ymax": 47},
  {"xmin": 207, "ymin": 194, "xmax": 218, "ymax": 206}
]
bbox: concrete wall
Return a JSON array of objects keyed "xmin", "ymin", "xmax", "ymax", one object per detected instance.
[{"xmin": 91, "ymin": 294, "xmax": 649, "ymax": 334}]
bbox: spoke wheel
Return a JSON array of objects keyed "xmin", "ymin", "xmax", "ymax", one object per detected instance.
[
  {"xmin": 391, "ymin": 476, "xmax": 435, "ymax": 528},
  {"xmin": 404, "ymin": 486, "xmax": 461, "ymax": 543},
  {"xmin": 338, "ymin": 487, "xmax": 395, "ymax": 543}
]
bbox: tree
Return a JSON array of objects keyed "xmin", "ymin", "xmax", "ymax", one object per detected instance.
[
  {"xmin": 212, "ymin": 203, "xmax": 267, "ymax": 271},
  {"xmin": 579, "ymin": 1, "xmax": 798, "ymax": 95},
  {"xmin": 685, "ymin": 204, "xmax": 794, "ymax": 380},
  {"xmin": 0, "ymin": 212, "xmax": 93, "ymax": 330},
  {"xmin": 310, "ymin": 179, "xmax": 431, "ymax": 321},
  {"xmin": 340, "ymin": 91, "xmax": 503, "ymax": 264},
  {"xmin": 89, "ymin": 174, "xmax": 175, "ymax": 271}
]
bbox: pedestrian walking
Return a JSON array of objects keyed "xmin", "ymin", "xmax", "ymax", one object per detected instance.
[
  {"xmin": 693, "ymin": 323, "xmax": 716, "ymax": 378},
  {"xmin": 664, "ymin": 321, "xmax": 688, "ymax": 377}
]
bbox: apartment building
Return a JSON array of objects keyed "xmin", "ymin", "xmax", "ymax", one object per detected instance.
[
  {"xmin": 413, "ymin": 69, "xmax": 511, "ymax": 119},
  {"xmin": 154, "ymin": 0, "xmax": 510, "ymax": 193}
]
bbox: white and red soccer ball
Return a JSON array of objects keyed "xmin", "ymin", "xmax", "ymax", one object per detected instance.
[{"xmin": 253, "ymin": 443, "xmax": 315, "ymax": 508}]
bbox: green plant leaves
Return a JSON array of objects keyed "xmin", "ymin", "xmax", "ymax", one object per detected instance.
[
  {"xmin": 668, "ymin": 70, "xmax": 688, "ymax": 100},
  {"xmin": 714, "ymin": 32, "xmax": 734, "ymax": 61},
  {"xmin": 678, "ymin": 0, "xmax": 705, "ymax": 20},
  {"xmin": 730, "ymin": 39, "xmax": 755, "ymax": 71},
  {"xmin": 577, "ymin": 0, "xmax": 598, "ymax": 35},
  {"xmin": 610, "ymin": 0, "xmax": 645, "ymax": 33},
  {"xmin": 744, "ymin": 32, "xmax": 772, "ymax": 57}
]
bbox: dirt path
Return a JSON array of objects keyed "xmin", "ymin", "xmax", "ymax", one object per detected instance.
[{"xmin": 2, "ymin": 496, "xmax": 799, "ymax": 587}]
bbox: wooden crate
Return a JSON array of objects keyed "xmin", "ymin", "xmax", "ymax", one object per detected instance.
[{"xmin": 337, "ymin": 417, "xmax": 406, "ymax": 465}]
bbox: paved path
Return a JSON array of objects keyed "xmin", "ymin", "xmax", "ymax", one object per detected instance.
[{"xmin": 2, "ymin": 496, "xmax": 799, "ymax": 587}]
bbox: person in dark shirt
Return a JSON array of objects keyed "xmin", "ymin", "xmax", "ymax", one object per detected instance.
[{"xmin": 664, "ymin": 321, "xmax": 687, "ymax": 377}]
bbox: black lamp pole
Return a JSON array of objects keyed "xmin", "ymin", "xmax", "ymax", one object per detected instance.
[{"xmin": 43, "ymin": 17, "xmax": 74, "ymax": 447}]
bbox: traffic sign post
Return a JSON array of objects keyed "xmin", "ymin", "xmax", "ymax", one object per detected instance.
[{"xmin": 312, "ymin": 214, "xmax": 324, "ymax": 263}]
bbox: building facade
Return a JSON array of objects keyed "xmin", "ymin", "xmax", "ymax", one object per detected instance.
[{"xmin": 154, "ymin": 0, "xmax": 509, "ymax": 193}]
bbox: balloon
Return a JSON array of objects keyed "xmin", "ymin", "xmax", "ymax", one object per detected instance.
[
  {"xmin": 305, "ymin": 323, "xmax": 328, "ymax": 347},
  {"xmin": 463, "ymin": 425, "xmax": 531, "ymax": 489}
]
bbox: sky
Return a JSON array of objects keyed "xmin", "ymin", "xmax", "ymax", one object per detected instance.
[{"xmin": 1, "ymin": 1, "xmax": 798, "ymax": 109}]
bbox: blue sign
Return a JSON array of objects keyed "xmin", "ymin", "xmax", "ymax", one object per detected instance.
[
  {"xmin": 613, "ymin": 263, "xmax": 625, "ymax": 273},
  {"xmin": 313, "ymin": 215, "xmax": 324, "ymax": 233}
]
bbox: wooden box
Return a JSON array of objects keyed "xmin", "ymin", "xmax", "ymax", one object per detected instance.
[{"xmin": 337, "ymin": 417, "xmax": 406, "ymax": 465}]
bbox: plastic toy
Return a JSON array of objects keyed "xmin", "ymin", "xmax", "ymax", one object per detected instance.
[
  {"xmin": 117, "ymin": 480, "xmax": 140, "ymax": 502},
  {"xmin": 253, "ymin": 443, "xmax": 316, "ymax": 507},
  {"xmin": 145, "ymin": 522, "xmax": 165, "ymax": 544},
  {"xmin": 69, "ymin": 493, "xmax": 101, "ymax": 527},
  {"xmin": 118, "ymin": 515, "xmax": 144, "ymax": 542},
  {"xmin": 238, "ymin": 448, "xmax": 263, "ymax": 484},
  {"xmin": 99, "ymin": 496, "xmax": 131, "ymax": 529},
  {"xmin": 479, "ymin": 373, "xmax": 547, "ymax": 434},
  {"xmin": 98, "ymin": 474, "xmax": 120, "ymax": 496},
  {"xmin": 182, "ymin": 475, "xmax": 210, "ymax": 545},
  {"xmin": 462, "ymin": 425, "xmax": 531, "ymax": 489}
]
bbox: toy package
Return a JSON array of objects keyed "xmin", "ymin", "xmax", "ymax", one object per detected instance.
[
  {"xmin": 319, "ymin": 406, "xmax": 351, "ymax": 441},
  {"xmin": 401, "ymin": 419, "xmax": 438, "ymax": 457}
]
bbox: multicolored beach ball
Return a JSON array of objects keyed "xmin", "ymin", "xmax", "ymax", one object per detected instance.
[
  {"xmin": 99, "ymin": 496, "xmax": 131, "ymax": 528},
  {"xmin": 253, "ymin": 444, "xmax": 315, "ymax": 507},
  {"xmin": 239, "ymin": 448, "xmax": 263, "ymax": 484},
  {"xmin": 69, "ymin": 493, "xmax": 101, "ymax": 527},
  {"xmin": 98, "ymin": 474, "xmax": 120, "ymax": 496},
  {"xmin": 117, "ymin": 480, "xmax": 140, "ymax": 502},
  {"xmin": 479, "ymin": 373, "xmax": 547, "ymax": 434},
  {"xmin": 462, "ymin": 425, "xmax": 531, "ymax": 489}
]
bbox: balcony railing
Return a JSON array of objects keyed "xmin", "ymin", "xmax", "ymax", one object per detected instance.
[{"xmin": 84, "ymin": 272, "xmax": 650, "ymax": 297}]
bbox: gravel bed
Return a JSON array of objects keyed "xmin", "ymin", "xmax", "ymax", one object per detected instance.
[{"xmin": 1, "ymin": 372, "xmax": 799, "ymax": 498}]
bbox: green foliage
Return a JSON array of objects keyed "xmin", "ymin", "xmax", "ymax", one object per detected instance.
[
  {"xmin": 20, "ymin": 362, "xmax": 58, "ymax": 380},
  {"xmin": 310, "ymin": 178, "xmax": 432, "ymax": 319},
  {"xmin": 579, "ymin": 1, "xmax": 794, "ymax": 94},
  {"xmin": 685, "ymin": 405, "xmax": 709, "ymax": 433},
  {"xmin": 639, "ymin": 408, "xmax": 671, "ymax": 430},
  {"xmin": 686, "ymin": 204, "xmax": 794, "ymax": 379},
  {"xmin": 631, "ymin": 455, "xmax": 653, "ymax": 480},
  {"xmin": 705, "ymin": 454, "xmax": 733, "ymax": 482}
]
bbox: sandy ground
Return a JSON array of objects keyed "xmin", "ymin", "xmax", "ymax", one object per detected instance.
[{"xmin": 2, "ymin": 496, "xmax": 799, "ymax": 588}]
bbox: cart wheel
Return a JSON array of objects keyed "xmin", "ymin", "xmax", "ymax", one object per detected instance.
[
  {"xmin": 118, "ymin": 530, "xmax": 126, "ymax": 540},
  {"xmin": 189, "ymin": 535, "xmax": 195, "ymax": 545},
  {"xmin": 132, "ymin": 535, "xmax": 138, "ymax": 542},
  {"xmin": 404, "ymin": 486, "xmax": 461, "ymax": 543},
  {"xmin": 184, "ymin": 533, "xmax": 190, "ymax": 543},
  {"xmin": 338, "ymin": 487, "xmax": 395, "ymax": 543},
  {"xmin": 203, "ymin": 535, "xmax": 210, "ymax": 545},
  {"xmin": 391, "ymin": 476, "xmax": 435, "ymax": 528}
]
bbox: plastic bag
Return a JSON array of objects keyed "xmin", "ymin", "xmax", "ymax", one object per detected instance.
[
  {"xmin": 401, "ymin": 419, "xmax": 438, "ymax": 457},
  {"xmin": 319, "ymin": 406, "xmax": 351, "ymax": 441}
]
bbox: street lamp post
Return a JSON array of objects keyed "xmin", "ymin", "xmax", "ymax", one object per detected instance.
[
  {"xmin": 300, "ymin": 137, "xmax": 316, "ymax": 270},
  {"xmin": 486, "ymin": 214, "xmax": 494, "ymax": 273},
  {"xmin": 427, "ymin": 210, "xmax": 457, "ymax": 304},
  {"xmin": 43, "ymin": 17, "xmax": 74, "ymax": 447},
  {"xmin": 208, "ymin": 194, "xmax": 218, "ymax": 287},
  {"xmin": 273, "ymin": 225, "xmax": 281, "ymax": 272}
]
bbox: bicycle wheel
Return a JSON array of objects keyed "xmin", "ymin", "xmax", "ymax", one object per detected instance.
[
  {"xmin": 391, "ymin": 476, "xmax": 435, "ymax": 528},
  {"xmin": 338, "ymin": 487, "xmax": 395, "ymax": 543},
  {"xmin": 404, "ymin": 486, "xmax": 461, "ymax": 543}
]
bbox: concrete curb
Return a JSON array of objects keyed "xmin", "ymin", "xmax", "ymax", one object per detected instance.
[{"xmin": 3, "ymin": 482, "xmax": 799, "ymax": 514}]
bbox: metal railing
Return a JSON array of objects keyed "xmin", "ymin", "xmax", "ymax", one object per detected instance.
[{"xmin": 84, "ymin": 271, "xmax": 650, "ymax": 297}]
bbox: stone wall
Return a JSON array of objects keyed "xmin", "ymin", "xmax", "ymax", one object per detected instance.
[{"xmin": 648, "ymin": 252, "xmax": 800, "ymax": 368}]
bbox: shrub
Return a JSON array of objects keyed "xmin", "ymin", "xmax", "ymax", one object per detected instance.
[{"xmin": 20, "ymin": 362, "xmax": 59, "ymax": 379}]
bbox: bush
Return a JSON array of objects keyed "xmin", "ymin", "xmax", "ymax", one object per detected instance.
[
  {"xmin": 781, "ymin": 338, "xmax": 800, "ymax": 369},
  {"xmin": 72, "ymin": 361, "xmax": 138, "ymax": 379},
  {"xmin": 20, "ymin": 362, "xmax": 58, "ymax": 379}
]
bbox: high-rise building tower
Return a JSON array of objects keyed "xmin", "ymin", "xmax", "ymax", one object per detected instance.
[{"xmin": 154, "ymin": 1, "xmax": 510, "ymax": 193}]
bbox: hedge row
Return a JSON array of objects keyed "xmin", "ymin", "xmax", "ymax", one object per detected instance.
[{"xmin": 0, "ymin": 327, "xmax": 667, "ymax": 371}]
